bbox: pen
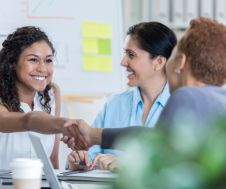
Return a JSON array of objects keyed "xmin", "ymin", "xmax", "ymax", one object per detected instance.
[
  {"xmin": 74, "ymin": 154, "xmax": 97, "ymax": 170},
  {"xmin": 75, "ymin": 161, "xmax": 98, "ymax": 171},
  {"xmin": 74, "ymin": 160, "xmax": 86, "ymax": 166},
  {"xmin": 60, "ymin": 169, "xmax": 90, "ymax": 176}
]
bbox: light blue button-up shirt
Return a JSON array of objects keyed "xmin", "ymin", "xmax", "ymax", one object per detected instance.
[{"xmin": 88, "ymin": 83, "xmax": 170, "ymax": 159}]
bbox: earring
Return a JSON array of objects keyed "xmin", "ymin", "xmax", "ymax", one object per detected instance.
[{"xmin": 174, "ymin": 68, "xmax": 181, "ymax": 74}]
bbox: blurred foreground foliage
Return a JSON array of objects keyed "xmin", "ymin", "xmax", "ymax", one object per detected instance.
[{"xmin": 114, "ymin": 117, "xmax": 226, "ymax": 189}]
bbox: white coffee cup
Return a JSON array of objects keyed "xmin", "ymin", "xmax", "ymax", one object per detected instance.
[{"xmin": 10, "ymin": 158, "xmax": 43, "ymax": 189}]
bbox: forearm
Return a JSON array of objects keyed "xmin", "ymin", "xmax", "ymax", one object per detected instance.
[
  {"xmin": 0, "ymin": 111, "xmax": 67, "ymax": 134},
  {"xmin": 101, "ymin": 126, "xmax": 151, "ymax": 149},
  {"xmin": 24, "ymin": 111, "xmax": 66, "ymax": 134},
  {"xmin": 90, "ymin": 128, "xmax": 103, "ymax": 145},
  {"xmin": 0, "ymin": 112, "xmax": 28, "ymax": 132}
]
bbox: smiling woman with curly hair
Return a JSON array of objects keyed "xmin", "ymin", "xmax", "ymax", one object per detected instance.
[
  {"xmin": 0, "ymin": 26, "xmax": 55, "ymax": 112},
  {"xmin": 0, "ymin": 26, "xmax": 62, "ymax": 169}
]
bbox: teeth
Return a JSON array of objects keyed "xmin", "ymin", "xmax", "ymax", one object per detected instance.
[
  {"xmin": 127, "ymin": 71, "xmax": 134, "ymax": 76},
  {"xmin": 32, "ymin": 76, "xmax": 46, "ymax": 81}
]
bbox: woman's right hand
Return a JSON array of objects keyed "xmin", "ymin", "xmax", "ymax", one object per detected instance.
[{"xmin": 67, "ymin": 150, "xmax": 91, "ymax": 170}]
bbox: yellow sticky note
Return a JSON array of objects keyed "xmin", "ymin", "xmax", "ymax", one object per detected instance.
[
  {"xmin": 82, "ymin": 55, "xmax": 112, "ymax": 72},
  {"xmin": 82, "ymin": 38, "xmax": 98, "ymax": 54},
  {"xmin": 83, "ymin": 56, "xmax": 96, "ymax": 70},
  {"xmin": 82, "ymin": 22, "xmax": 97, "ymax": 38},
  {"xmin": 82, "ymin": 22, "xmax": 112, "ymax": 38},
  {"xmin": 97, "ymin": 56, "xmax": 112, "ymax": 72},
  {"xmin": 98, "ymin": 24, "xmax": 112, "ymax": 38}
]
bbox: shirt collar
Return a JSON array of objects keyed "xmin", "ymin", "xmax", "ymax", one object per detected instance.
[
  {"xmin": 132, "ymin": 83, "xmax": 170, "ymax": 108},
  {"xmin": 157, "ymin": 82, "xmax": 170, "ymax": 107},
  {"xmin": 20, "ymin": 92, "xmax": 39, "ymax": 113},
  {"xmin": 132, "ymin": 87, "xmax": 143, "ymax": 108},
  {"xmin": 20, "ymin": 102, "xmax": 32, "ymax": 113}
]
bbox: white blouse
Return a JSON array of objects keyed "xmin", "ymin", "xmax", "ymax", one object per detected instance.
[{"xmin": 0, "ymin": 89, "xmax": 56, "ymax": 170}]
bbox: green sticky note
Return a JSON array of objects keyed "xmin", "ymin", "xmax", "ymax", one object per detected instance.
[
  {"xmin": 98, "ymin": 39, "xmax": 111, "ymax": 54},
  {"xmin": 82, "ymin": 38, "xmax": 98, "ymax": 54}
]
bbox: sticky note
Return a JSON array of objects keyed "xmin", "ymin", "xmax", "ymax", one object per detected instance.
[
  {"xmin": 82, "ymin": 22, "xmax": 112, "ymax": 38},
  {"xmin": 82, "ymin": 38, "xmax": 98, "ymax": 54},
  {"xmin": 82, "ymin": 21, "xmax": 113, "ymax": 72},
  {"xmin": 98, "ymin": 39, "xmax": 111, "ymax": 54},
  {"xmin": 83, "ymin": 55, "xmax": 112, "ymax": 72},
  {"xmin": 82, "ymin": 22, "xmax": 98, "ymax": 38},
  {"xmin": 98, "ymin": 24, "xmax": 112, "ymax": 38}
]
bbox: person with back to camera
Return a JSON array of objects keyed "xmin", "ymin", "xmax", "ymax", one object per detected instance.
[
  {"xmin": 66, "ymin": 21, "xmax": 177, "ymax": 171},
  {"xmin": 62, "ymin": 18, "xmax": 226, "ymax": 166},
  {"xmin": 0, "ymin": 26, "xmax": 62, "ymax": 169}
]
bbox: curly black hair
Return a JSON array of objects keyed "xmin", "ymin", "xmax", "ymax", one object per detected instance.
[{"xmin": 0, "ymin": 26, "xmax": 55, "ymax": 113}]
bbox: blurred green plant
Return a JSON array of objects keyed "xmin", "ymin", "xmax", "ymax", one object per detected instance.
[{"xmin": 114, "ymin": 117, "xmax": 226, "ymax": 189}]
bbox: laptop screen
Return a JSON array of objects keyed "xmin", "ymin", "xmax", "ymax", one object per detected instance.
[{"xmin": 29, "ymin": 133, "xmax": 62, "ymax": 189}]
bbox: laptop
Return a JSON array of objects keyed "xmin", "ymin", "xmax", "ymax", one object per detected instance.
[
  {"xmin": 29, "ymin": 134, "xmax": 115, "ymax": 189},
  {"xmin": 29, "ymin": 133, "xmax": 62, "ymax": 189}
]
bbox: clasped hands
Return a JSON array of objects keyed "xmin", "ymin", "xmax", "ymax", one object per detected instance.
[
  {"xmin": 61, "ymin": 119, "xmax": 117, "ymax": 171},
  {"xmin": 61, "ymin": 119, "xmax": 93, "ymax": 151}
]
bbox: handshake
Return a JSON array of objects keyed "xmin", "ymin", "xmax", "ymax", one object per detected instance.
[
  {"xmin": 23, "ymin": 111, "xmax": 143, "ymax": 171},
  {"xmin": 22, "ymin": 111, "xmax": 103, "ymax": 151},
  {"xmin": 24, "ymin": 111, "xmax": 130, "ymax": 151},
  {"xmin": 61, "ymin": 119, "xmax": 102, "ymax": 151},
  {"xmin": 23, "ymin": 111, "xmax": 121, "ymax": 151}
]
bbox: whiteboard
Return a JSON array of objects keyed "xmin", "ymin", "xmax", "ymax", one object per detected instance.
[{"xmin": 0, "ymin": 0, "xmax": 125, "ymax": 94}]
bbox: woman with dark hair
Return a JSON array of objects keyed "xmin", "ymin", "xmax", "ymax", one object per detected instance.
[
  {"xmin": 62, "ymin": 18, "xmax": 226, "ymax": 161},
  {"xmin": 0, "ymin": 26, "xmax": 61, "ymax": 169},
  {"xmin": 67, "ymin": 22, "xmax": 177, "ymax": 171}
]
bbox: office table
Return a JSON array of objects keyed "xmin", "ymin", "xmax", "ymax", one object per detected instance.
[
  {"xmin": 0, "ymin": 169, "xmax": 114, "ymax": 189},
  {"xmin": 0, "ymin": 182, "xmax": 112, "ymax": 189},
  {"xmin": 0, "ymin": 178, "xmax": 113, "ymax": 189}
]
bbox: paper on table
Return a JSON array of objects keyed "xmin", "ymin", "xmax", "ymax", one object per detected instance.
[
  {"xmin": 70, "ymin": 170, "xmax": 116, "ymax": 178},
  {"xmin": 56, "ymin": 169, "xmax": 117, "ymax": 182}
]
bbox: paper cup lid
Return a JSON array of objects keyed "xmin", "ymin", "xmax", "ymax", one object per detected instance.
[
  {"xmin": 10, "ymin": 158, "xmax": 43, "ymax": 179},
  {"xmin": 10, "ymin": 158, "xmax": 43, "ymax": 168}
]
